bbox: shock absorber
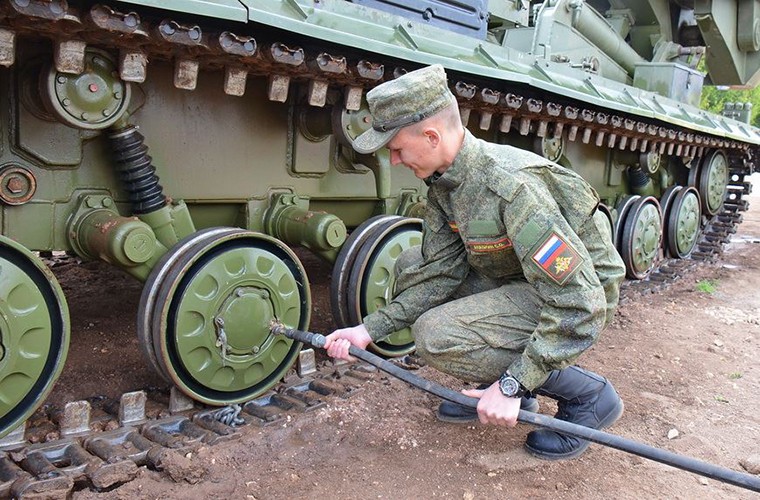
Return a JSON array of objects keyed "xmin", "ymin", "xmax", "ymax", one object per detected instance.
[
  {"xmin": 107, "ymin": 125, "xmax": 167, "ymax": 215},
  {"xmin": 627, "ymin": 165, "xmax": 655, "ymax": 196}
]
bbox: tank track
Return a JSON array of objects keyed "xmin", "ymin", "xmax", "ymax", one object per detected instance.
[
  {"xmin": 0, "ymin": 361, "xmax": 379, "ymax": 496},
  {"xmin": 0, "ymin": 5, "xmax": 757, "ymax": 492},
  {"xmin": 0, "ymin": 1, "xmax": 756, "ymax": 158},
  {"xmin": 621, "ymin": 151, "xmax": 753, "ymax": 299}
]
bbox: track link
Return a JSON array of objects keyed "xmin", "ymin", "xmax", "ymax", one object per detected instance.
[
  {"xmin": 621, "ymin": 151, "xmax": 753, "ymax": 299},
  {"xmin": 2, "ymin": 3, "xmax": 756, "ymax": 273},
  {"xmin": 0, "ymin": 1, "xmax": 757, "ymax": 158},
  {"xmin": 0, "ymin": 362, "xmax": 377, "ymax": 497},
  {"xmin": 0, "ymin": 3, "xmax": 758, "ymax": 494}
]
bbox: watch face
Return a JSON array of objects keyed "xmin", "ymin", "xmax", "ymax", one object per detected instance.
[{"xmin": 499, "ymin": 376, "xmax": 520, "ymax": 397}]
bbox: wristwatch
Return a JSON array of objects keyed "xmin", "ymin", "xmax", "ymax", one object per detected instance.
[{"xmin": 498, "ymin": 372, "xmax": 526, "ymax": 399}]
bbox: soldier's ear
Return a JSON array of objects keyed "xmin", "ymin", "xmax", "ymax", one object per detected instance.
[{"xmin": 423, "ymin": 127, "xmax": 441, "ymax": 148}]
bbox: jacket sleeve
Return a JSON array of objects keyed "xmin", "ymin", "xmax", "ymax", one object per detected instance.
[
  {"xmin": 363, "ymin": 193, "xmax": 469, "ymax": 342},
  {"xmin": 501, "ymin": 181, "xmax": 608, "ymax": 391}
]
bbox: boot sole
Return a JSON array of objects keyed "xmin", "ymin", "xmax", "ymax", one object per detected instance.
[
  {"xmin": 435, "ymin": 409, "xmax": 478, "ymax": 424},
  {"xmin": 523, "ymin": 399, "xmax": 625, "ymax": 461}
]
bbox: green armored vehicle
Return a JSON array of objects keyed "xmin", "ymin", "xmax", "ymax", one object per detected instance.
[{"xmin": 1, "ymin": 0, "xmax": 758, "ymax": 438}]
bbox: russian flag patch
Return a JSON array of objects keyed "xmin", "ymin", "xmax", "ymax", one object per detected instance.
[{"xmin": 531, "ymin": 232, "xmax": 583, "ymax": 285}]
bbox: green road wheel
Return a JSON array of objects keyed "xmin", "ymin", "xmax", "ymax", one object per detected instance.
[
  {"xmin": 698, "ymin": 150, "xmax": 729, "ymax": 216},
  {"xmin": 667, "ymin": 187, "xmax": 702, "ymax": 258},
  {"xmin": 596, "ymin": 204, "xmax": 615, "ymax": 244},
  {"xmin": 138, "ymin": 228, "xmax": 234, "ymax": 382},
  {"xmin": 0, "ymin": 239, "xmax": 69, "ymax": 439},
  {"xmin": 330, "ymin": 215, "xmax": 401, "ymax": 328},
  {"xmin": 620, "ymin": 196, "xmax": 662, "ymax": 280},
  {"xmin": 140, "ymin": 229, "xmax": 310, "ymax": 405},
  {"xmin": 614, "ymin": 195, "xmax": 640, "ymax": 252},
  {"xmin": 347, "ymin": 218, "xmax": 422, "ymax": 357},
  {"xmin": 659, "ymin": 185, "xmax": 682, "ymax": 258}
]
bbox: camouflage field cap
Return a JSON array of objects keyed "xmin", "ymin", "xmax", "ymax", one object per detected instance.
[{"xmin": 353, "ymin": 64, "xmax": 455, "ymax": 154}]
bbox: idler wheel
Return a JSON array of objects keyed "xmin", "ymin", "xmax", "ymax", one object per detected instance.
[
  {"xmin": 0, "ymin": 238, "xmax": 69, "ymax": 438},
  {"xmin": 138, "ymin": 228, "xmax": 310, "ymax": 405}
]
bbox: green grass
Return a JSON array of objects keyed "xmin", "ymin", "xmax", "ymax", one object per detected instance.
[
  {"xmin": 696, "ymin": 279, "xmax": 718, "ymax": 294},
  {"xmin": 729, "ymin": 372, "xmax": 743, "ymax": 380}
]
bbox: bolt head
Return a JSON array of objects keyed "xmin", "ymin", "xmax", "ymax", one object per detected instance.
[{"xmin": 6, "ymin": 177, "xmax": 24, "ymax": 194}]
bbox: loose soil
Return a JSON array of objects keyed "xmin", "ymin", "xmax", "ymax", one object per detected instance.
[{"xmin": 41, "ymin": 175, "xmax": 760, "ymax": 499}]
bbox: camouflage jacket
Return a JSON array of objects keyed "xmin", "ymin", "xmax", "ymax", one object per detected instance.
[{"xmin": 363, "ymin": 130, "xmax": 625, "ymax": 389}]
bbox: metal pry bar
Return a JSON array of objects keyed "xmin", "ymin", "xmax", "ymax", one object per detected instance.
[{"xmin": 270, "ymin": 321, "xmax": 760, "ymax": 494}]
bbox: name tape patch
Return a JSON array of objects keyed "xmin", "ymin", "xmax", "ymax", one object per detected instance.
[
  {"xmin": 467, "ymin": 236, "xmax": 513, "ymax": 253},
  {"xmin": 531, "ymin": 232, "xmax": 582, "ymax": 284}
]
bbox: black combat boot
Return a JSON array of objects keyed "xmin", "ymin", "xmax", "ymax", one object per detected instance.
[
  {"xmin": 436, "ymin": 384, "xmax": 539, "ymax": 423},
  {"xmin": 524, "ymin": 366, "xmax": 624, "ymax": 460}
]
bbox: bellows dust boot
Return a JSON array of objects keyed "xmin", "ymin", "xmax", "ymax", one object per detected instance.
[{"xmin": 524, "ymin": 366, "xmax": 624, "ymax": 460}]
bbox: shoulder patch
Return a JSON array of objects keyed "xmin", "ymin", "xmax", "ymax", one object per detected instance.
[{"xmin": 531, "ymin": 231, "xmax": 584, "ymax": 285}]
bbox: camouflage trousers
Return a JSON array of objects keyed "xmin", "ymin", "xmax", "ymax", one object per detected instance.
[{"xmin": 396, "ymin": 248, "xmax": 543, "ymax": 385}]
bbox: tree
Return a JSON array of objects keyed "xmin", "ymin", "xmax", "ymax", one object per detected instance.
[{"xmin": 700, "ymin": 85, "xmax": 760, "ymax": 127}]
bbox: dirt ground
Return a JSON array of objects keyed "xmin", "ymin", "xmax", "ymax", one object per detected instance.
[{"xmin": 42, "ymin": 174, "xmax": 760, "ymax": 499}]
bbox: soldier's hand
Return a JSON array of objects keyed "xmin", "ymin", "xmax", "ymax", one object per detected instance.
[
  {"xmin": 324, "ymin": 325, "xmax": 372, "ymax": 361},
  {"xmin": 462, "ymin": 381, "xmax": 521, "ymax": 427}
]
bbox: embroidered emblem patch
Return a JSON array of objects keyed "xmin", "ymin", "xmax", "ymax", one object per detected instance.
[
  {"xmin": 531, "ymin": 232, "xmax": 583, "ymax": 284},
  {"xmin": 467, "ymin": 236, "xmax": 513, "ymax": 253},
  {"xmin": 448, "ymin": 221, "xmax": 459, "ymax": 233}
]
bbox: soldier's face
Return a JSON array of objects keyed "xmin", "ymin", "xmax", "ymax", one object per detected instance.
[{"xmin": 386, "ymin": 127, "xmax": 441, "ymax": 179}]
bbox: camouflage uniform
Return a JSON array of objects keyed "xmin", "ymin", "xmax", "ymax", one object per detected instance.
[
  {"xmin": 352, "ymin": 63, "xmax": 626, "ymax": 458},
  {"xmin": 362, "ymin": 131, "xmax": 625, "ymax": 391}
]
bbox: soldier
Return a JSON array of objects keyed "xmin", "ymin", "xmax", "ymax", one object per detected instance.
[{"xmin": 324, "ymin": 64, "xmax": 627, "ymax": 460}]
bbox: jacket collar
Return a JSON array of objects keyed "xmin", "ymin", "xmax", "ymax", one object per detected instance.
[{"xmin": 424, "ymin": 129, "xmax": 477, "ymax": 189}]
